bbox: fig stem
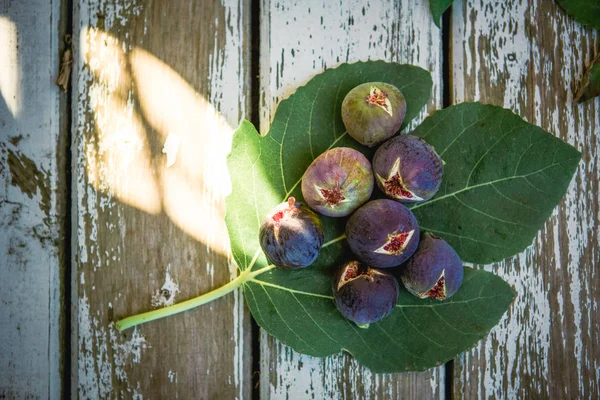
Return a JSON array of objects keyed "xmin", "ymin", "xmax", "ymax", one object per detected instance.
[
  {"xmin": 356, "ymin": 323, "xmax": 370, "ymax": 329},
  {"xmin": 322, "ymin": 233, "xmax": 346, "ymax": 248},
  {"xmin": 115, "ymin": 233, "xmax": 347, "ymax": 331}
]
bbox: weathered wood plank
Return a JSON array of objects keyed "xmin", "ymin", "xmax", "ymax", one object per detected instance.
[
  {"xmin": 71, "ymin": 0, "xmax": 251, "ymax": 397},
  {"xmin": 451, "ymin": 1, "xmax": 599, "ymax": 398},
  {"xmin": 259, "ymin": 1, "xmax": 445, "ymax": 398},
  {"xmin": 0, "ymin": 1, "xmax": 66, "ymax": 398}
]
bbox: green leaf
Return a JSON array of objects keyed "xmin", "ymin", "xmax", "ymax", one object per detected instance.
[
  {"xmin": 575, "ymin": 53, "xmax": 600, "ymax": 103},
  {"xmin": 245, "ymin": 266, "xmax": 515, "ymax": 373},
  {"xmin": 429, "ymin": 0, "xmax": 455, "ymax": 28},
  {"xmin": 410, "ymin": 103, "xmax": 581, "ymax": 264},
  {"xmin": 556, "ymin": 0, "xmax": 600, "ymax": 30}
]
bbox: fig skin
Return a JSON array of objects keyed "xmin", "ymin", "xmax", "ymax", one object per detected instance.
[
  {"xmin": 259, "ymin": 197, "xmax": 324, "ymax": 269},
  {"xmin": 341, "ymin": 82, "xmax": 407, "ymax": 147},
  {"xmin": 400, "ymin": 232, "xmax": 464, "ymax": 300},
  {"xmin": 373, "ymin": 135, "xmax": 443, "ymax": 203},
  {"xmin": 345, "ymin": 199, "xmax": 420, "ymax": 268},
  {"xmin": 333, "ymin": 260, "xmax": 399, "ymax": 325},
  {"xmin": 301, "ymin": 147, "xmax": 374, "ymax": 217}
]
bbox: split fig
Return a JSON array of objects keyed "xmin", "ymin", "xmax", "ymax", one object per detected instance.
[
  {"xmin": 333, "ymin": 260, "xmax": 399, "ymax": 326},
  {"xmin": 345, "ymin": 199, "xmax": 419, "ymax": 268},
  {"xmin": 400, "ymin": 232, "xmax": 463, "ymax": 300},
  {"xmin": 341, "ymin": 82, "xmax": 407, "ymax": 147},
  {"xmin": 301, "ymin": 147, "xmax": 374, "ymax": 217},
  {"xmin": 373, "ymin": 134, "xmax": 443, "ymax": 203},
  {"xmin": 259, "ymin": 197, "xmax": 324, "ymax": 269}
]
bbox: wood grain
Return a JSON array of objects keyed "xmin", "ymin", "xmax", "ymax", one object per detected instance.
[
  {"xmin": 71, "ymin": 0, "xmax": 251, "ymax": 397},
  {"xmin": 451, "ymin": 0, "xmax": 599, "ymax": 398},
  {"xmin": 258, "ymin": 1, "xmax": 445, "ymax": 398},
  {"xmin": 0, "ymin": 1, "xmax": 66, "ymax": 398}
]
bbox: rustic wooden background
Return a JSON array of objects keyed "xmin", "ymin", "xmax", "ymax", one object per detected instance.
[{"xmin": 0, "ymin": 0, "xmax": 598, "ymax": 399}]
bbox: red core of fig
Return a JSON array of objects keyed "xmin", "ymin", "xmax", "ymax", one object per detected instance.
[
  {"xmin": 319, "ymin": 187, "xmax": 346, "ymax": 206},
  {"xmin": 365, "ymin": 87, "xmax": 389, "ymax": 111},
  {"xmin": 425, "ymin": 276, "xmax": 445, "ymax": 299},
  {"xmin": 384, "ymin": 174, "xmax": 414, "ymax": 199},
  {"xmin": 382, "ymin": 232, "xmax": 411, "ymax": 254},
  {"xmin": 344, "ymin": 263, "xmax": 358, "ymax": 280},
  {"xmin": 272, "ymin": 211, "xmax": 284, "ymax": 224}
]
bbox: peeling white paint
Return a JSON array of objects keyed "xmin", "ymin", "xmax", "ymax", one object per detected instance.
[
  {"xmin": 0, "ymin": 1, "xmax": 63, "ymax": 397},
  {"xmin": 151, "ymin": 264, "xmax": 181, "ymax": 308}
]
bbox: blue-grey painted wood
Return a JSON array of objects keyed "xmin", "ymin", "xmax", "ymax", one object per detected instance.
[{"xmin": 0, "ymin": 0, "xmax": 65, "ymax": 398}]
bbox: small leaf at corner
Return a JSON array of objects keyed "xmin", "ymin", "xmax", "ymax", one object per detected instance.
[
  {"xmin": 556, "ymin": 0, "xmax": 600, "ymax": 30},
  {"xmin": 429, "ymin": 0, "xmax": 455, "ymax": 28},
  {"xmin": 575, "ymin": 53, "xmax": 600, "ymax": 103}
]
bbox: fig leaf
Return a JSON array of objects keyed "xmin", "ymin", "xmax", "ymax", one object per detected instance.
[
  {"xmin": 556, "ymin": 0, "xmax": 600, "ymax": 30},
  {"xmin": 429, "ymin": 0, "xmax": 455, "ymax": 28},
  {"xmin": 410, "ymin": 103, "xmax": 581, "ymax": 264},
  {"xmin": 575, "ymin": 53, "xmax": 600, "ymax": 103}
]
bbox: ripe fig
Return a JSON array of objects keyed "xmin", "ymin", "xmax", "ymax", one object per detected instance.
[
  {"xmin": 373, "ymin": 135, "xmax": 443, "ymax": 203},
  {"xmin": 333, "ymin": 260, "xmax": 399, "ymax": 326},
  {"xmin": 341, "ymin": 82, "xmax": 407, "ymax": 147},
  {"xmin": 345, "ymin": 199, "xmax": 419, "ymax": 268},
  {"xmin": 301, "ymin": 147, "xmax": 374, "ymax": 217},
  {"xmin": 400, "ymin": 232, "xmax": 463, "ymax": 300},
  {"xmin": 259, "ymin": 197, "xmax": 324, "ymax": 269}
]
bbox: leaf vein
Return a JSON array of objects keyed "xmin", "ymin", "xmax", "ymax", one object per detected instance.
[
  {"xmin": 411, "ymin": 161, "xmax": 572, "ymax": 211},
  {"xmin": 257, "ymin": 283, "xmax": 318, "ymax": 353},
  {"xmin": 418, "ymin": 227, "xmax": 508, "ymax": 249},
  {"xmin": 399, "ymin": 308, "xmax": 445, "ymax": 349},
  {"xmin": 439, "ymin": 110, "xmax": 495, "ymax": 157},
  {"xmin": 374, "ymin": 324, "xmax": 425, "ymax": 360},
  {"xmin": 452, "ymin": 194, "xmax": 534, "ymax": 228},
  {"xmin": 466, "ymin": 116, "xmax": 516, "ymax": 186},
  {"xmin": 430, "ymin": 308, "xmax": 475, "ymax": 336},
  {"xmin": 490, "ymin": 183, "xmax": 541, "ymax": 213}
]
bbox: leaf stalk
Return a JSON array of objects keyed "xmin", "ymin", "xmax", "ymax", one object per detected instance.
[{"xmin": 115, "ymin": 265, "xmax": 274, "ymax": 331}]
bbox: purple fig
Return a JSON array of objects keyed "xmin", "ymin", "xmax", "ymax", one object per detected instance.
[
  {"xmin": 341, "ymin": 82, "xmax": 407, "ymax": 147},
  {"xmin": 333, "ymin": 260, "xmax": 399, "ymax": 326},
  {"xmin": 345, "ymin": 199, "xmax": 419, "ymax": 268},
  {"xmin": 301, "ymin": 147, "xmax": 374, "ymax": 217},
  {"xmin": 259, "ymin": 197, "xmax": 324, "ymax": 269},
  {"xmin": 400, "ymin": 232, "xmax": 463, "ymax": 300},
  {"xmin": 373, "ymin": 135, "xmax": 443, "ymax": 203}
]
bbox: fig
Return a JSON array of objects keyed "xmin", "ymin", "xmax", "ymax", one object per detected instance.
[
  {"xmin": 345, "ymin": 199, "xmax": 419, "ymax": 268},
  {"xmin": 301, "ymin": 147, "xmax": 374, "ymax": 217},
  {"xmin": 333, "ymin": 260, "xmax": 399, "ymax": 326},
  {"xmin": 259, "ymin": 197, "xmax": 324, "ymax": 269},
  {"xmin": 400, "ymin": 232, "xmax": 463, "ymax": 300},
  {"xmin": 373, "ymin": 135, "xmax": 443, "ymax": 203},
  {"xmin": 341, "ymin": 82, "xmax": 407, "ymax": 147}
]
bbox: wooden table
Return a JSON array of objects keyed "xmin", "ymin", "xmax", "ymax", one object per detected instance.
[{"xmin": 1, "ymin": 0, "xmax": 598, "ymax": 398}]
